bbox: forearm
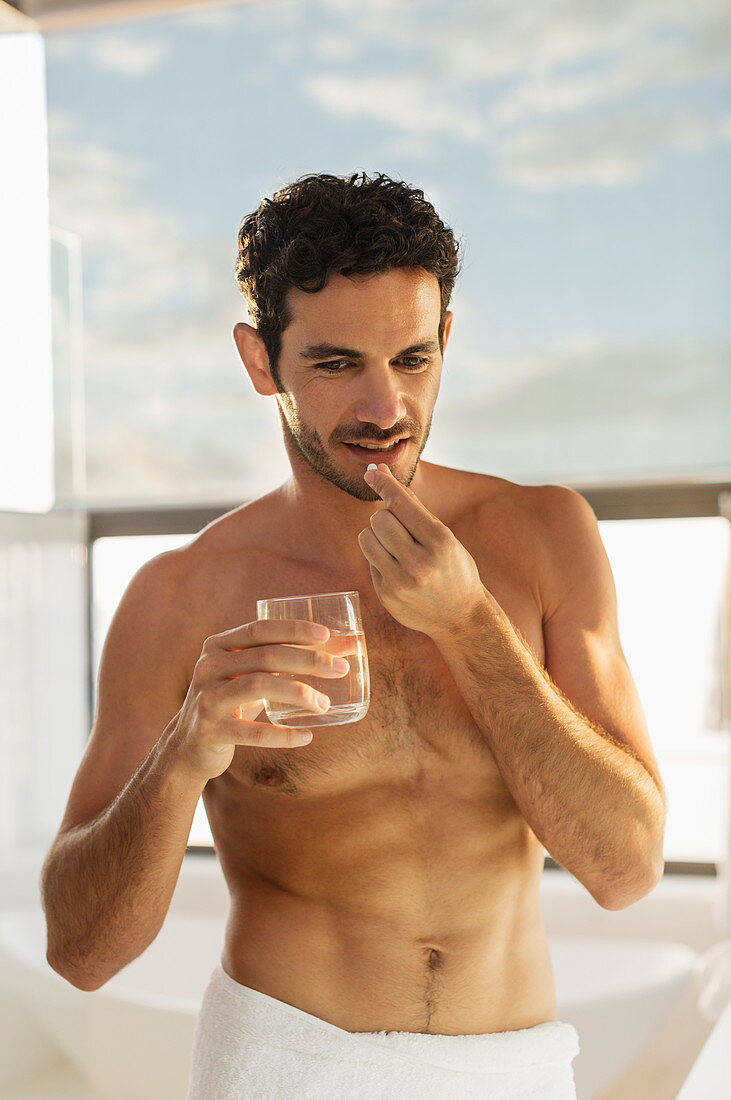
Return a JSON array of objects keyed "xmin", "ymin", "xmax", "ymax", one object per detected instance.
[
  {"xmin": 41, "ymin": 724, "xmax": 206, "ymax": 990},
  {"xmin": 435, "ymin": 592, "xmax": 665, "ymax": 908}
]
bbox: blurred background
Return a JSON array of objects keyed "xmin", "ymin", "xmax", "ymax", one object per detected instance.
[
  {"xmin": 42, "ymin": 0, "xmax": 731, "ymax": 505},
  {"xmin": 1, "ymin": 2, "xmax": 730, "ymax": 1097}
]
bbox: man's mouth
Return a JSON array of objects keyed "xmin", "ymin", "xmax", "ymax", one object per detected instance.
[{"xmin": 343, "ymin": 438, "xmax": 409, "ymax": 463}]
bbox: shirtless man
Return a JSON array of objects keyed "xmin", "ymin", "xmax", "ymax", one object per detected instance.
[{"xmin": 41, "ymin": 171, "xmax": 666, "ymax": 1098}]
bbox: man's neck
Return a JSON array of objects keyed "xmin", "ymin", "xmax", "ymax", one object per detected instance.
[{"xmin": 274, "ymin": 461, "xmax": 432, "ymax": 578}]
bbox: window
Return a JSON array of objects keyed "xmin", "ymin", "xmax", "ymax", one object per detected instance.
[
  {"xmin": 91, "ymin": 513, "xmax": 730, "ymax": 865},
  {"xmin": 598, "ymin": 517, "xmax": 729, "ymax": 864},
  {"xmin": 91, "ymin": 532, "xmax": 213, "ymax": 847},
  {"xmin": 45, "ymin": 2, "xmax": 730, "ymax": 507}
]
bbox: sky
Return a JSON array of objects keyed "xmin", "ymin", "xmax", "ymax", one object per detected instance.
[{"xmin": 43, "ymin": 0, "xmax": 731, "ymax": 505}]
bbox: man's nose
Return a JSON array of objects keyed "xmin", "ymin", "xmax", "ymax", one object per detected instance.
[{"xmin": 352, "ymin": 367, "xmax": 408, "ymax": 429}]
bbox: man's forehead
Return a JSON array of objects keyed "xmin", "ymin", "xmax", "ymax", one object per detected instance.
[
  {"xmin": 284, "ymin": 268, "xmax": 441, "ymax": 346},
  {"xmin": 289, "ymin": 268, "xmax": 439, "ymax": 312}
]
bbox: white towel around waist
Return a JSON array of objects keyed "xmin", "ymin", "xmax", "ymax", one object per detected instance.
[{"xmin": 186, "ymin": 963, "xmax": 580, "ymax": 1099}]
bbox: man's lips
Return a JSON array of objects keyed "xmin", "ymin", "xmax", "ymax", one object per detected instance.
[{"xmin": 342, "ymin": 438, "xmax": 409, "ymax": 463}]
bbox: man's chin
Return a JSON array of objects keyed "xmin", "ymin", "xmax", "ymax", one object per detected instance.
[
  {"xmin": 331, "ymin": 463, "xmax": 415, "ymax": 499},
  {"xmin": 298, "ymin": 446, "xmax": 413, "ymax": 499},
  {"xmin": 332, "ymin": 477, "xmax": 382, "ymax": 502}
]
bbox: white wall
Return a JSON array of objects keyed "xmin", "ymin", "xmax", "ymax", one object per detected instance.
[{"xmin": 0, "ymin": 509, "xmax": 90, "ymax": 892}]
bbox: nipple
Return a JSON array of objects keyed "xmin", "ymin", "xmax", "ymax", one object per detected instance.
[{"xmin": 255, "ymin": 765, "xmax": 286, "ymax": 786}]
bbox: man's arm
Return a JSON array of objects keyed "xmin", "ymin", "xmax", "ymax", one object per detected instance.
[
  {"xmin": 41, "ymin": 551, "xmax": 206, "ymax": 991},
  {"xmin": 432, "ymin": 485, "xmax": 666, "ymax": 911},
  {"xmin": 43, "ymin": 727, "xmax": 205, "ymax": 990}
]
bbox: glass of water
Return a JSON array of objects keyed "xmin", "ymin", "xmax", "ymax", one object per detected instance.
[{"xmin": 256, "ymin": 590, "xmax": 370, "ymax": 727}]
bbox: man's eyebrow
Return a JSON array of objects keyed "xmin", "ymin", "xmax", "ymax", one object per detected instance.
[{"xmin": 298, "ymin": 340, "xmax": 440, "ymax": 361}]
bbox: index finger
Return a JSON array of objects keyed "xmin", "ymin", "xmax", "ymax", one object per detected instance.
[
  {"xmin": 217, "ymin": 618, "xmax": 329, "ymax": 651},
  {"xmin": 364, "ymin": 463, "xmax": 440, "ymax": 546}
]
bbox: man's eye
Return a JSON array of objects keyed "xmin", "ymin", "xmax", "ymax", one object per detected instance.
[
  {"xmin": 315, "ymin": 357, "xmax": 428, "ymax": 372},
  {"xmin": 316, "ymin": 360, "xmax": 349, "ymax": 372}
]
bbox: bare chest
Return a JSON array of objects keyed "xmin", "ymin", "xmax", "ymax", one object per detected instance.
[{"xmin": 183, "ymin": 505, "xmax": 546, "ymax": 802}]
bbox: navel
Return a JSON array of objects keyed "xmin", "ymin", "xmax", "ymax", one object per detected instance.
[{"xmin": 425, "ymin": 947, "xmax": 444, "ymax": 970}]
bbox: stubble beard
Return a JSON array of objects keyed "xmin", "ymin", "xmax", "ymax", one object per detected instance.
[{"xmin": 276, "ymin": 398, "xmax": 432, "ymax": 502}]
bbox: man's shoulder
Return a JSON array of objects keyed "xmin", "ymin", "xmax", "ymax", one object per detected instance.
[
  {"xmin": 449, "ymin": 465, "xmax": 584, "ymax": 519},
  {"xmin": 442, "ymin": 466, "xmax": 589, "ymax": 572},
  {"xmin": 178, "ymin": 488, "xmax": 280, "ymax": 561},
  {"xmin": 149, "ymin": 496, "xmax": 274, "ymax": 671},
  {"xmin": 450, "ymin": 471, "xmax": 588, "ymax": 623},
  {"xmin": 426, "ymin": 460, "xmax": 556, "ymax": 521},
  {"xmin": 513, "ymin": 480, "xmax": 593, "ymax": 534}
]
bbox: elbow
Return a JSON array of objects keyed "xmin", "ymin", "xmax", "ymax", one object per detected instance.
[
  {"xmin": 593, "ymin": 851, "xmax": 666, "ymax": 911},
  {"xmin": 596, "ymin": 797, "xmax": 667, "ymax": 911},
  {"xmin": 46, "ymin": 948, "xmax": 107, "ymax": 992},
  {"xmin": 596, "ymin": 881, "xmax": 655, "ymax": 911}
]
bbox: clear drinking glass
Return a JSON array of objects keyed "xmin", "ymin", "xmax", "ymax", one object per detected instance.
[{"xmin": 256, "ymin": 590, "xmax": 370, "ymax": 727}]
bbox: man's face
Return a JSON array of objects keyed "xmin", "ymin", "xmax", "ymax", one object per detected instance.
[{"xmin": 272, "ymin": 267, "xmax": 451, "ymax": 502}]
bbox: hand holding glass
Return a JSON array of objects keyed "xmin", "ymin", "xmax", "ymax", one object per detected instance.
[{"xmin": 256, "ymin": 591, "xmax": 370, "ymax": 727}]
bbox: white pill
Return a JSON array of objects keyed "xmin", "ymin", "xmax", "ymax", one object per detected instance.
[{"xmin": 366, "ymin": 463, "xmax": 378, "ymax": 471}]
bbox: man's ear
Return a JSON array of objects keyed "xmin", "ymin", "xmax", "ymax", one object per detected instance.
[
  {"xmin": 441, "ymin": 311, "xmax": 453, "ymax": 354},
  {"xmin": 232, "ymin": 322, "xmax": 278, "ymax": 396}
]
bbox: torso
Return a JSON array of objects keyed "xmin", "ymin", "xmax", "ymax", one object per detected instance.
[{"xmin": 175, "ymin": 461, "xmax": 557, "ymax": 1034}]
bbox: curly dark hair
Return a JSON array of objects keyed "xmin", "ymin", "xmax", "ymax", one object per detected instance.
[{"xmin": 235, "ymin": 170, "xmax": 463, "ymax": 390}]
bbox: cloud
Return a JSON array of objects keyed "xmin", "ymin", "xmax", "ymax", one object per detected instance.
[
  {"xmin": 315, "ymin": 0, "xmax": 731, "ymax": 93},
  {"xmin": 489, "ymin": 4, "xmax": 731, "ymax": 128},
  {"xmin": 496, "ymin": 108, "xmax": 713, "ymax": 189},
  {"xmin": 302, "ymin": 72, "xmax": 487, "ymax": 143},
  {"xmin": 88, "ymin": 32, "xmax": 171, "ymax": 77},
  {"xmin": 46, "ymin": 109, "xmax": 275, "ymax": 502},
  {"xmin": 307, "ymin": 0, "xmax": 728, "ymax": 190},
  {"xmin": 47, "ymin": 109, "xmax": 229, "ymax": 318},
  {"xmin": 437, "ymin": 335, "xmax": 731, "ymax": 434}
]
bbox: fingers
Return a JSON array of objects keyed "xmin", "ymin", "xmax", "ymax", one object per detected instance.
[
  {"xmin": 368, "ymin": 508, "xmax": 417, "ymax": 559},
  {"xmin": 191, "ymin": 618, "xmax": 349, "ymax": 753},
  {"xmin": 362, "ymin": 464, "xmax": 439, "ymax": 545},
  {"xmin": 214, "ymin": 618, "xmax": 328, "ymax": 651},
  {"xmin": 220, "ymin": 716, "xmax": 315, "ymax": 749},
  {"xmin": 358, "ymin": 526, "xmax": 402, "ymax": 580},
  {"xmin": 216, "ymin": 670, "xmax": 332, "ymax": 719},
  {"xmin": 213, "ymin": 643, "xmax": 350, "ymax": 683}
]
